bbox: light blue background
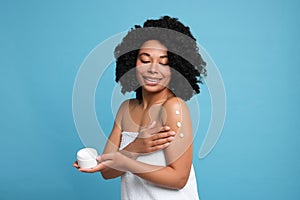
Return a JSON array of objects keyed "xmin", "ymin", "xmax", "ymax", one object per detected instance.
[{"xmin": 1, "ymin": 0, "xmax": 299, "ymax": 199}]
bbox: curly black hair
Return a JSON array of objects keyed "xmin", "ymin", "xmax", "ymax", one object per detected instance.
[{"xmin": 114, "ymin": 16, "xmax": 207, "ymax": 101}]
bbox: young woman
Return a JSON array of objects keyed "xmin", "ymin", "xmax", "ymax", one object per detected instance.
[{"xmin": 74, "ymin": 16, "xmax": 206, "ymax": 200}]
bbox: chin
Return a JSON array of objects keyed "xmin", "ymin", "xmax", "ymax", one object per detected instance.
[{"xmin": 142, "ymin": 84, "xmax": 168, "ymax": 93}]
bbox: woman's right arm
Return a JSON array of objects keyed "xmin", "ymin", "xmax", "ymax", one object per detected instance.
[
  {"xmin": 74, "ymin": 101, "xmax": 127, "ymax": 178},
  {"xmin": 100, "ymin": 122, "xmax": 125, "ymax": 179},
  {"xmin": 74, "ymin": 119, "xmax": 125, "ymax": 178},
  {"xmin": 99, "ymin": 100, "xmax": 128, "ymax": 179}
]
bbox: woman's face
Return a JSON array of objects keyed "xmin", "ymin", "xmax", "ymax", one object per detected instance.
[{"xmin": 136, "ymin": 40, "xmax": 171, "ymax": 93}]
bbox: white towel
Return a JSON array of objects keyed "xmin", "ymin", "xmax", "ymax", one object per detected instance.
[{"xmin": 120, "ymin": 132, "xmax": 200, "ymax": 200}]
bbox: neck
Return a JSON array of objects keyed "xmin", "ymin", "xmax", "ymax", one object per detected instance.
[{"xmin": 140, "ymin": 87, "xmax": 174, "ymax": 109}]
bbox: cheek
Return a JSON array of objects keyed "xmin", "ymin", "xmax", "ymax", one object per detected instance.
[
  {"xmin": 167, "ymin": 69, "xmax": 172, "ymax": 83},
  {"xmin": 161, "ymin": 67, "xmax": 172, "ymax": 84},
  {"xmin": 135, "ymin": 67, "xmax": 145, "ymax": 84},
  {"xmin": 135, "ymin": 66, "xmax": 146, "ymax": 75},
  {"xmin": 161, "ymin": 67, "xmax": 171, "ymax": 78},
  {"xmin": 135, "ymin": 60, "xmax": 140, "ymax": 67}
]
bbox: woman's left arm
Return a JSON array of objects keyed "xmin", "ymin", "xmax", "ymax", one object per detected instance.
[{"xmin": 100, "ymin": 97, "xmax": 194, "ymax": 190}]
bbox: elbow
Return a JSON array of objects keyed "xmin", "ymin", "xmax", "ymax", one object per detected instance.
[
  {"xmin": 172, "ymin": 176, "xmax": 189, "ymax": 190},
  {"xmin": 100, "ymin": 172, "xmax": 109, "ymax": 180},
  {"xmin": 100, "ymin": 169, "xmax": 124, "ymax": 180},
  {"xmin": 101, "ymin": 171, "xmax": 114, "ymax": 180},
  {"xmin": 175, "ymin": 181, "xmax": 187, "ymax": 190}
]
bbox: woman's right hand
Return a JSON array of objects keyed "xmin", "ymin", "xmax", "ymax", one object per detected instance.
[
  {"xmin": 122, "ymin": 121, "xmax": 175, "ymax": 158},
  {"xmin": 73, "ymin": 160, "xmax": 107, "ymax": 173}
]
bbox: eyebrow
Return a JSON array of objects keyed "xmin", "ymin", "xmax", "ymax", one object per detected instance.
[{"xmin": 138, "ymin": 52, "xmax": 168, "ymax": 58}]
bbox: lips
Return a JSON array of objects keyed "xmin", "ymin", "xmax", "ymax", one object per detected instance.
[{"xmin": 143, "ymin": 76, "xmax": 162, "ymax": 85}]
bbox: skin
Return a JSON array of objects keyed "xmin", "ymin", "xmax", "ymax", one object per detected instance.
[{"xmin": 74, "ymin": 40, "xmax": 194, "ymax": 190}]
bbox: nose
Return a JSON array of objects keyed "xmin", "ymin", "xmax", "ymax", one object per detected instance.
[{"xmin": 147, "ymin": 63, "xmax": 158, "ymax": 74}]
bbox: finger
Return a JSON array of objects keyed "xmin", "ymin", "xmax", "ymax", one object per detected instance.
[
  {"xmin": 158, "ymin": 125, "xmax": 170, "ymax": 133},
  {"xmin": 150, "ymin": 142, "xmax": 171, "ymax": 151},
  {"xmin": 96, "ymin": 156, "xmax": 101, "ymax": 162},
  {"xmin": 73, "ymin": 161, "xmax": 79, "ymax": 168},
  {"xmin": 152, "ymin": 131, "xmax": 176, "ymax": 140},
  {"xmin": 149, "ymin": 124, "xmax": 172, "ymax": 135},
  {"xmin": 151, "ymin": 136, "xmax": 174, "ymax": 147},
  {"xmin": 138, "ymin": 122, "xmax": 166, "ymax": 138},
  {"xmin": 78, "ymin": 163, "xmax": 106, "ymax": 173}
]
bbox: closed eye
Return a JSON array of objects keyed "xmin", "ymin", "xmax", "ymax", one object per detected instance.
[
  {"xmin": 159, "ymin": 56, "xmax": 169, "ymax": 66},
  {"xmin": 140, "ymin": 59, "xmax": 150, "ymax": 64},
  {"xmin": 139, "ymin": 53, "xmax": 151, "ymax": 64},
  {"xmin": 159, "ymin": 62, "xmax": 169, "ymax": 66}
]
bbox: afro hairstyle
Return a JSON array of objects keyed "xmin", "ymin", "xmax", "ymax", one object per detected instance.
[{"xmin": 114, "ymin": 16, "xmax": 207, "ymax": 101}]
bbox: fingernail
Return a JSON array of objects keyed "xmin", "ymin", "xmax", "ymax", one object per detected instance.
[
  {"xmin": 170, "ymin": 131, "xmax": 175, "ymax": 135},
  {"xmin": 169, "ymin": 136, "xmax": 175, "ymax": 140},
  {"xmin": 165, "ymin": 126, "xmax": 170, "ymax": 130},
  {"xmin": 96, "ymin": 156, "xmax": 102, "ymax": 162}
]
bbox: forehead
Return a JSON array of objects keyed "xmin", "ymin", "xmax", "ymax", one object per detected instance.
[{"xmin": 139, "ymin": 40, "xmax": 168, "ymax": 52}]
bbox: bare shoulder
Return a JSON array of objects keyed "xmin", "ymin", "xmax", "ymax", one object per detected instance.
[
  {"xmin": 115, "ymin": 98, "xmax": 137, "ymax": 125},
  {"xmin": 161, "ymin": 97, "xmax": 191, "ymax": 128},
  {"xmin": 128, "ymin": 98, "xmax": 140, "ymax": 107},
  {"xmin": 118, "ymin": 98, "xmax": 138, "ymax": 111},
  {"xmin": 162, "ymin": 97, "xmax": 189, "ymax": 114}
]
